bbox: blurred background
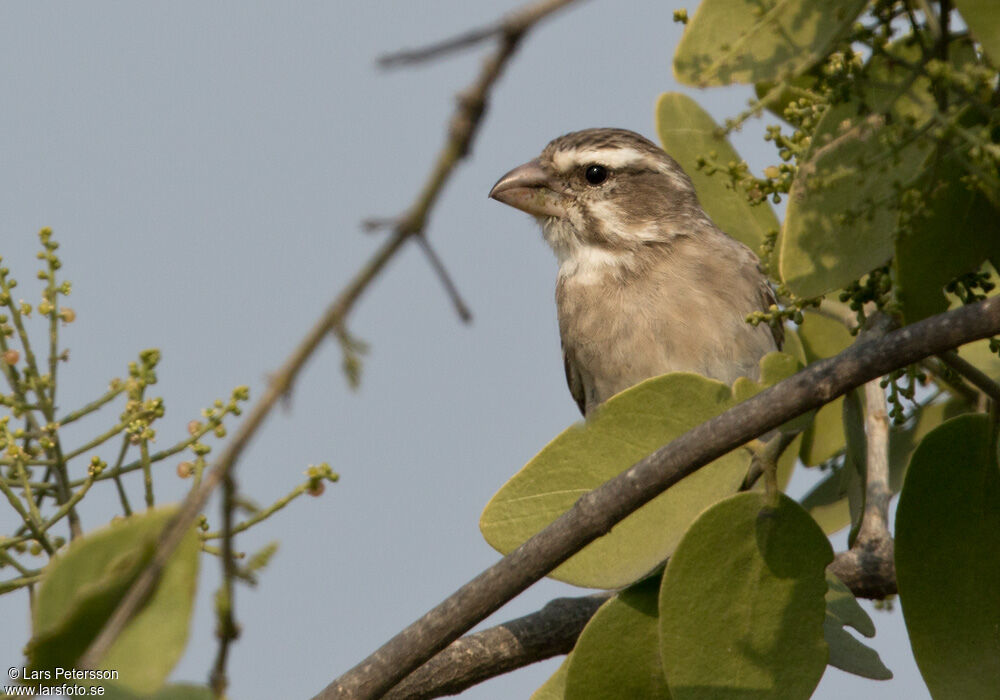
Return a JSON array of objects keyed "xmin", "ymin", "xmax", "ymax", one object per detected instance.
[{"xmin": 0, "ymin": 2, "xmax": 927, "ymax": 698}]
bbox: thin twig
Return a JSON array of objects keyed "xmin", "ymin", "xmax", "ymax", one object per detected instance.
[
  {"xmin": 739, "ymin": 431, "xmax": 798, "ymax": 491},
  {"xmin": 368, "ymin": 0, "xmax": 587, "ymax": 323},
  {"xmin": 376, "ymin": 0, "xmax": 584, "ymax": 68},
  {"xmin": 378, "ymin": 26, "xmax": 501, "ymax": 68},
  {"xmin": 78, "ymin": 0, "xmax": 578, "ymax": 666},
  {"xmin": 415, "ymin": 236, "xmax": 472, "ymax": 323},
  {"xmin": 937, "ymin": 350, "xmax": 1000, "ymax": 403},
  {"xmin": 920, "ymin": 357, "xmax": 980, "ymax": 403},
  {"xmin": 316, "ymin": 296, "xmax": 1000, "ymax": 700},
  {"xmin": 210, "ymin": 474, "xmax": 238, "ymax": 696}
]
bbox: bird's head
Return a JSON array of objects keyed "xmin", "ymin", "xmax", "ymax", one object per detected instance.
[{"xmin": 489, "ymin": 128, "xmax": 707, "ymax": 264}]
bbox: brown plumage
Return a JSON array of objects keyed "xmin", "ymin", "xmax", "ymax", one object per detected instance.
[{"xmin": 490, "ymin": 128, "xmax": 781, "ymax": 416}]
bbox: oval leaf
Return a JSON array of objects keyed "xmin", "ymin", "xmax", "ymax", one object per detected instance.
[
  {"xmin": 673, "ymin": 0, "xmax": 866, "ymax": 87},
  {"xmin": 481, "ymin": 372, "xmax": 751, "ymax": 588},
  {"xmin": 656, "ymin": 92, "xmax": 779, "ymax": 250},
  {"xmin": 895, "ymin": 414, "xmax": 1000, "ymax": 699},
  {"xmin": 779, "ymin": 109, "xmax": 930, "ymax": 297},
  {"xmin": 894, "ymin": 153, "xmax": 1000, "ymax": 323},
  {"xmin": 799, "ymin": 460, "xmax": 857, "ymax": 535},
  {"xmin": 778, "ymin": 42, "xmax": 966, "ymax": 297},
  {"xmin": 796, "ymin": 311, "xmax": 852, "ymax": 465},
  {"xmin": 481, "ymin": 353, "xmax": 798, "ymax": 589},
  {"xmin": 27, "ymin": 507, "xmax": 201, "ymax": 695},
  {"xmin": 659, "ymin": 492, "xmax": 831, "ymax": 700},
  {"xmin": 565, "ymin": 577, "xmax": 671, "ymax": 699}
]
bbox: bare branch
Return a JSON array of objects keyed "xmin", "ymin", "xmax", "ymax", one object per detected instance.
[
  {"xmin": 377, "ymin": 0, "xmax": 585, "ymax": 68},
  {"xmin": 937, "ymin": 349, "xmax": 1000, "ymax": 403},
  {"xmin": 859, "ymin": 379, "xmax": 891, "ymax": 544},
  {"xmin": 383, "ymin": 594, "xmax": 609, "ymax": 700},
  {"xmin": 209, "ymin": 474, "xmax": 239, "ymax": 696},
  {"xmin": 921, "ymin": 357, "xmax": 981, "ymax": 403},
  {"xmin": 316, "ymin": 296, "xmax": 1000, "ymax": 700},
  {"xmin": 378, "ymin": 26, "xmax": 501, "ymax": 68},
  {"xmin": 415, "ymin": 236, "xmax": 472, "ymax": 323},
  {"xmin": 78, "ymin": 0, "xmax": 584, "ymax": 671},
  {"xmin": 368, "ymin": 0, "xmax": 586, "ymax": 323}
]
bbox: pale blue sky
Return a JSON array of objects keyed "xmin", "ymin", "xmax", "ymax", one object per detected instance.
[{"xmin": 0, "ymin": 2, "xmax": 927, "ymax": 698}]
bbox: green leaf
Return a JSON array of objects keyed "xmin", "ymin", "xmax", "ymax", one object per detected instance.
[
  {"xmin": 778, "ymin": 39, "xmax": 985, "ymax": 298},
  {"xmin": 823, "ymin": 615, "xmax": 893, "ymax": 681},
  {"xmin": 781, "ymin": 326, "xmax": 807, "ymax": 366},
  {"xmin": 565, "ymin": 577, "xmax": 671, "ymax": 699},
  {"xmin": 795, "ymin": 311, "xmax": 853, "ymax": 464},
  {"xmin": 655, "ymin": 92, "xmax": 779, "ymax": 250},
  {"xmin": 659, "ymin": 492, "xmax": 832, "ymax": 700},
  {"xmin": 888, "ymin": 398, "xmax": 970, "ymax": 492},
  {"xmin": 803, "ymin": 397, "xmax": 970, "ymax": 535},
  {"xmin": 780, "ymin": 112, "xmax": 930, "ymax": 297},
  {"xmin": 27, "ymin": 507, "xmax": 201, "ymax": 695},
  {"xmin": 481, "ymin": 354, "xmax": 797, "ymax": 588},
  {"xmin": 799, "ymin": 459, "xmax": 857, "ymax": 535},
  {"xmin": 673, "ymin": 0, "xmax": 867, "ymax": 87},
  {"xmin": 894, "ymin": 153, "xmax": 1000, "ymax": 323},
  {"xmin": 842, "ymin": 390, "xmax": 868, "ymax": 547},
  {"xmin": 481, "ymin": 373, "xmax": 749, "ymax": 588},
  {"xmin": 779, "ymin": 45, "xmax": 938, "ymax": 297},
  {"xmin": 531, "ymin": 656, "xmax": 570, "ymax": 700},
  {"xmin": 825, "ymin": 571, "xmax": 874, "ymax": 637},
  {"xmin": 896, "ymin": 414, "xmax": 1000, "ymax": 699},
  {"xmin": 732, "ymin": 353, "xmax": 806, "ymax": 438},
  {"xmin": 954, "ymin": 0, "xmax": 1000, "ymax": 65},
  {"xmin": 823, "ymin": 573, "xmax": 893, "ymax": 680}
]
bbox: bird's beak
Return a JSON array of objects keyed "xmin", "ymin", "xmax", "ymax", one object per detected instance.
[{"xmin": 488, "ymin": 159, "xmax": 569, "ymax": 218}]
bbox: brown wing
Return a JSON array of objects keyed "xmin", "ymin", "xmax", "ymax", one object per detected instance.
[{"xmin": 562, "ymin": 343, "xmax": 587, "ymax": 415}]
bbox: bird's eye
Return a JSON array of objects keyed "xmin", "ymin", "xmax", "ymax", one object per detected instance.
[{"xmin": 584, "ymin": 164, "xmax": 608, "ymax": 185}]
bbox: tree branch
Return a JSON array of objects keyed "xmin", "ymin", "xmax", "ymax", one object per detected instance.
[
  {"xmin": 77, "ymin": 0, "xmax": 586, "ymax": 673},
  {"xmin": 383, "ymin": 594, "xmax": 610, "ymax": 700},
  {"xmin": 316, "ymin": 297, "xmax": 1000, "ymax": 700},
  {"xmin": 937, "ymin": 349, "xmax": 1000, "ymax": 403},
  {"xmin": 376, "ymin": 0, "xmax": 586, "ymax": 68},
  {"xmin": 378, "ymin": 527, "xmax": 907, "ymax": 700}
]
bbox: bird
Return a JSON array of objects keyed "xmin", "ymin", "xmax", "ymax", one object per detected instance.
[{"xmin": 489, "ymin": 128, "xmax": 782, "ymax": 417}]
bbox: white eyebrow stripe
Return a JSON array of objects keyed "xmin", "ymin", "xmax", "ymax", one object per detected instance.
[{"xmin": 551, "ymin": 148, "xmax": 659, "ymax": 172}]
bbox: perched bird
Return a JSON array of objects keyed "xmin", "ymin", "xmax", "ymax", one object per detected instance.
[{"xmin": 489, "ymin": 128, "xmax": 781, "ymax": 416}]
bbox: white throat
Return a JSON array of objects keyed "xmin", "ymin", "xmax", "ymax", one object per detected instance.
[{"xmin": 542, "ymin": 217, "xmax": 636, "ymax": 284}]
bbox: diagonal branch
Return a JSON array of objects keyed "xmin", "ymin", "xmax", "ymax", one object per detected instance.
[
  {"xmin": 316, "ymin": 296, "xmax": 1000, "ymax": 700},
  {"xmin": 77, "ymin": 0, "xmax": 587, "ymax": 673},
  {"xmin": 937, "ymin": 349, "xmax": 1000, "ymax": 403},
  {"xmin": 383, "ymin": 594, "xmax": 610, "ymax": 700},
  {"xmin": 377, "ymin": 0, "xmax": 586, "ymax": 68}
]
